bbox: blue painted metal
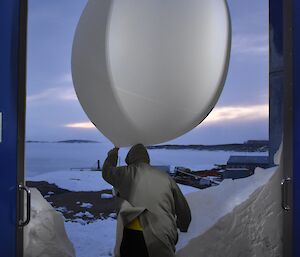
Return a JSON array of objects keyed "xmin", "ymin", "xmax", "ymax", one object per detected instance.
[
  {"xmin": 270, "ymin": 0, "xmax": 283, "ymax": 70},
  {"xmin": 269, "ymin": 0, "xmax": 284, "ymax": 166},
  {"xmin": 293, "ymin": 1, "xmax": 300, "ymax": 255},
  {"xmin": 0, "ymin": 1, "xmax": 21, "ymax": 256}
]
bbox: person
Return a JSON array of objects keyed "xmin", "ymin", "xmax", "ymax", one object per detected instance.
[{"xmin": 102, "ymin": 144, "xmax": 191, "ymax": 257}]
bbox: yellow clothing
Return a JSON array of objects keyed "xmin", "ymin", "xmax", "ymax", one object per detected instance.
[{"xmin": 126, "ymin": 217, "xmax": 143, "ymax": 231}]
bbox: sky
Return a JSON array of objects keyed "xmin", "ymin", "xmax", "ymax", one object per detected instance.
[{"xmin": 26, "ymin": 0, "xmax": 269, "ymax": 145}]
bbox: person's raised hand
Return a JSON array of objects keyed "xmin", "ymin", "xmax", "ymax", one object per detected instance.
[{"xmin": 108, "ymin": 147, "xmax": 119, "ymax": 156}]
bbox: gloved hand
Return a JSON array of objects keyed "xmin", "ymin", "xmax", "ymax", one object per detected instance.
[{"xmin": 108, "ymin": 147, "xmax": 119, "ymax": 156}]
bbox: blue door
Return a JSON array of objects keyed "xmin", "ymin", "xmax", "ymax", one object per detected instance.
[
  {"xmin": 276, "ymin": 0, "xmax": 300, "ymax": 255},
  {"xmin": 293, "ymin": 1, "xmax": 300, "ymax": 255},
  {"xmin": 0, "ymin": 0, "xmax": 27, "ymax": 256}
]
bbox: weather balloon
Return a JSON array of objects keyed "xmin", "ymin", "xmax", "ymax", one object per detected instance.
[{"xmin": 72, "ymin": 0, "xmax": 231, "ymax": 147}]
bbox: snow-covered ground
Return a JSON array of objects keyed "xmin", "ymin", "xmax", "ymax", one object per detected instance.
[
  {"xmin": 27, "ymin": 169, "xmax": 198, "ymax": 257},
  {"xmin": 25, "ymin": 143, "xmax": 269, "ymax": 257},
  {"xmin": 27, "ymin": 168, "xmax": 276, "ymax": 257},
  {"xmin": 65, "ymin": 218, "xmax": 116, "ymax": 257},
  {"xmin": 27, "ymin": 170, "xmax": 199, "ymax": 195},
  {"xmin": 27, "ymin": 170, "xmax": 111, "ymax": 192}
]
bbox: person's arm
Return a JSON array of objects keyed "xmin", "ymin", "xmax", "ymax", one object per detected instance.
[
  {"xmin": 171, "ymin": 179, "xmax": 192, "ymax": 232},
  {"xmin": 102, "ymin": 147, "xmax": 126, "ymax": 191}
]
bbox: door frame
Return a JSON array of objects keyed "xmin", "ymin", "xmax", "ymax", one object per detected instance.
[
  {"xmin": 290, "ymin": 0, "xmax": 300, "ymax": 255},
  {"xmin": 282, "ymin": 0, "xmax": 293, "ymax": 256},
  {"xmin": 15, "ymin": 0, "xmax": 298, "ymax": 256},
  {"xmin": 0, "ymin": 0, "xmax": 27, "ymax": 256},
  {"xmin": 16, "ymin": 0, "xmax": 28, "ymax": 256}
]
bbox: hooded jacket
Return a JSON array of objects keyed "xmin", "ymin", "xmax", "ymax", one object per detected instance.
[{"xmin": 102, "ymin": 144, "xmax": 191, "ymax": 257}]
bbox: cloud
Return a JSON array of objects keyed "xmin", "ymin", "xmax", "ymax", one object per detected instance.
[
  {"xmin": 58, "ymin": 73, "xmax": 73, "ymax": 84},
  {"xmin": 200, "ymin": 104, "xmax": 268, "ymax": 126},
  {"xmin": 64, "ymin": 122, "xmax": 95, "ymax": 129},
  {"xmin": 27, "ymin": 72, "xmax": 76, "ymax": 103},
  {"xmin": 64, "ymin": 104, "xmax": 268, "ymax": 130},
  {"xmin": 232, "ymin": 34, "xmax": 268, "ymax": 55},
  {"xmin": 27, "ymin": 87, "xmax": 77, "ymax": 102}
]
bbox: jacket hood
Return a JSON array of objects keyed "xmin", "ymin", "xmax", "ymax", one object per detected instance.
[{"xmin": 125, "ymin": 144, "xmax": 150, "ymax": 165}]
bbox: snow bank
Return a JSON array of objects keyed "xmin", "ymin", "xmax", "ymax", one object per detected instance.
[
  {"xmin": 24, "ymin": 188, "xmax": 75, "ymax": 257},
  {"xmin": 178, "ymin": 184, "xmax": 199, "ymax": 195},
  {"xmin": 28, "ymin": 170, "xmax": 112, "ymax": 191},
  {"xmin": 176, "ymin": 154, "xmax": 283, "ymax": 256},
  {"xmin": 274, "ymin": 142, "xmax": 282, "ymax": 165}
]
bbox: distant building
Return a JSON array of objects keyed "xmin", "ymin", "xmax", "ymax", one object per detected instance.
[
  {"xmin": 227, "ymin": 155, "xmax": 269, "ymax": 169},
  {"xmin": 245, "ymin": 140, "xmax": 269, "ymax": 145},
  {"xmin": 153, "ymin": 165, "xmax": 171, "ymax": 174},
  {"xmin": 193, "ymin": 170, "xmax": 221, "ymax": 178},
  {"xmin": 220, "ymin": 168, "xmax": 253, "ymax": 180}
]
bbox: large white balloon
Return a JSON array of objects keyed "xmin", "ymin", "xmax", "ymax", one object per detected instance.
[{"xmin": 72, "ymin": 0, "xmax": 231, "ymax": 147}]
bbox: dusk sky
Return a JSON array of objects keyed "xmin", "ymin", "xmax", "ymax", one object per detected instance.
[{"xmin": 26, "ymin": 0, "xmax": 269, "ymax": 145}]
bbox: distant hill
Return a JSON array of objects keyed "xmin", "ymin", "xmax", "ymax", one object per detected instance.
[
  {"xmin": 147, "ymin": 141, "xmax": 269, "ymax": 152},
  {"xmin": 26, "ymin": 139, "xmax": 100, "ymax": 143},
  {"xmin": 26, "ymin": 140, "xmax": 49, "ymax": 143},
  {"xmin": 56, "ymin": 140, "xmax": 100, "ymax": 143},
  {"xmin": 26, "ymin": 139, "xmax": 268, "ymax": 151}
]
